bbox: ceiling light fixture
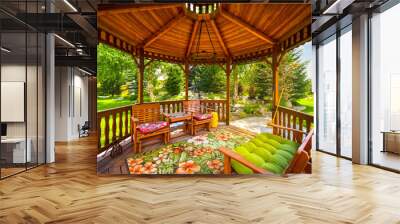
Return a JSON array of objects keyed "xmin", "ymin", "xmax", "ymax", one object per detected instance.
[
  {"xmin": 63, "ymin": 0, "xmax": 78, "ymax": 12},
  {"xmin": 1, "ymin": 47, "xmax": 11, "ymax": 53},
  {"xmin": 54, "ymin": 34, "xmax": 75, "ymax": 48}
]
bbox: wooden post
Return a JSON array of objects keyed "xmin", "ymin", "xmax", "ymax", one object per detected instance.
[
  {"xmin": 272, "ymin": 47, "xmax": 279, "ymax": 135},
  {"xmin": 224, "ymin": 155, "xmax": 232, "ymax": 174},
  {"xmin": 233, "ymin": 64, "xmax": 238, "ymax": 102},
  {"xmin": 184, "ymin": 61, "xmax": 189, "ymax": 101},
  {"xmin": 138, "ymin": 48, "xmax": 144, "ymax": 104},
  {"xmin": 226, "ymin": 58, "xmax": 231, "ymax": 125},
  {"xmin": 272, "ymin": 47, "xmax": 279, "ymax": 108}
]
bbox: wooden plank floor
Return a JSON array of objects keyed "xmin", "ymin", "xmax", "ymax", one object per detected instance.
[{"xmin": 1, "ymin": 130, "xmax": 400, "ymax": 223}]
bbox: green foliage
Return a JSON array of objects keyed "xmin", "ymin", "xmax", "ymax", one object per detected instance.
[
  {"xmin": 190, "ymin": 65, "xmax": 225, "ymax": 97},
  {"xmin": 279, "ymin": 49, "xmax": 312, "ymax": 104},
  {"xmin": 97, "ymin": 43, "xmax": 136, "ymax": 96},
  {"xmin": 252, "ymin": 62, "xmax": 273, "ymax": 100},
  {"xmin": 163, "ymin": 64, "xmax": 184, "ymax": 97},
  {"xmin": 243, "ymin": 103, "xmax": 262, "ymax": 115}
]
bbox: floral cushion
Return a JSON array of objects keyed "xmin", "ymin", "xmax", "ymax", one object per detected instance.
[
  {"xmin": 137, "ymin": 121, "xmax": 168, "ymax": 134},
  {"xmin": 193, "ymin": 113, "xmax": 212, "ymax": 121}
]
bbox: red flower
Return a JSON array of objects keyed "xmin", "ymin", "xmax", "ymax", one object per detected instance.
[{"xmin": 175, "ymin": 161, "xmax": 200, "ymax": 174}]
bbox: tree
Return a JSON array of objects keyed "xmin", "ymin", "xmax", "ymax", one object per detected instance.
[
  {"xmin": 97, "ymin": 43, "xmax": 136, "ymax": 97},
  {"xmin": 144, "ymin": 60, "xmax": 162, "ymax": 102},
  {"xmin": 163, "ymin": 64, "xmax": 183, "ymax": 97},
  {"xmin": 278, "ymin": 49, "xmax": 311, "ymax": 104},
  {"xmin": 249, "ymin": 62, "xmax": 273, "ymax": 100},
  {"xmin": 190, "ymin": 65, "xmax": 225, "ymax": 98}
]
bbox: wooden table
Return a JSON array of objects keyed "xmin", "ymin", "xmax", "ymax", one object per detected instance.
[{"xmin": 164, "ymin": 112, "xmax": 192, "ymax": 138}]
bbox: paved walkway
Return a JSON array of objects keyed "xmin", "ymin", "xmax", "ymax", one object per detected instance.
[{"xmin": 230, "ymin": 116, "xmax": 272, "ymax": 134}]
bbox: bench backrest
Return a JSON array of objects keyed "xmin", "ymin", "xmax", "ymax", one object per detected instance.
[{"xmin": 132, "ymin": 103, "xmax": 161, "ymax": 123}]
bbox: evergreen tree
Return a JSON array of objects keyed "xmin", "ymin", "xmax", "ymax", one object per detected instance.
[
  {"xmin": 252, "ymin": 62, "xmax": 273, "ymax": 100},
  {"xmin": 163, "ymin": 64, "xmax": 183, "ymax": 97},
  {"xmin": 279, "ymin": 49, "xmax": 311, "ymax": 104}
]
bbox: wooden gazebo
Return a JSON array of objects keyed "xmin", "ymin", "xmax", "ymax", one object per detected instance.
[{"xmin": 97, "ymin": 3, "xmax": 313, "ymax": 151}]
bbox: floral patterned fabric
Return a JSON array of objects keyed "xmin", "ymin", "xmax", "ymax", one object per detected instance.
[
  {"xmin": 126, "ymin": 128, "xmax": 250, "ymax": 175},
  {"xmin": 193, "ymin": 113, "xmax": 212, "ymax": 121},
  {"xmin": 137, "ymin": 121, "xmax": 168, "ymax": 134}
]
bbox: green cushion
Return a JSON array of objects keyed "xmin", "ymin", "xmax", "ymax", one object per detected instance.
[
  {"xmin": 261, "ymin": 143, "xmax": 277, "ymax": 154},
  {"xmin": 253, "ymin": 148, "xmax": 272, "ymax": 162},
  {"xmin": 231, "ymin": 160, "xmax": 254, "ymax": 174},
  {"xmin": 265, "ymin": 139, "xmax": 281, "ymax": 149},
  {"xmin": 262, "ymin": 162, "xmax": 283, "ymax": 174},
  {"xmin": 250, "ymin": 138, "xmax": 265, "ymax": 147},
  {"xmin": 277, "ymin": 144, "xmax": 297, "ymax": 154},
  {"xmin": 270, "ymin": 154, "xmax": 289, "ymax": 169},
  {"xmin": 242, "ymin": 142, "xmax": 258, "ymax": 153},
  {"xmin": 281, "ymin": 139, "xmax": 300, "ymax": 148},
  {"xmin": 276, "ymin": 150, "xmax": 294, "ymax": 161},
  {"xmin": 261, "ymin": 133, "xmax": 283, "ymax": 143},
  {"xmin": 234, "ymin": 146, "xmax": 250, "ymax": 156},
  {"xmin": 243, "ymin": 153, "xmax": 265, "ymax": 168},
  {"xmin": 255, "ymin": 134, "xmax": 269, "ymax": 143}
]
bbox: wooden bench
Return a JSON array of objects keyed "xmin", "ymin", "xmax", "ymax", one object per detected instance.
[
  {"xmin": 183, "ymin": 100, "xmax": 213, "ymax": 135},
  {"xmin": 220, "ymin": 126, "xmax": 313, "ymax": 175},
  {"xmin": 130, "ymin": 103, "xmax": 170, "ymax": 153}
]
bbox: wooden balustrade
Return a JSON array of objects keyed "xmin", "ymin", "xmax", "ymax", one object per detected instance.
[
  {"xmin": 272, "ymin": 106, "xmax": 313, "ymax": 143},
  {"xmin": 97, "ymin": 99, "xmax": 228, "ymax": 152},
  {"xmin": 200, "ymin": 99, "xmax": 227, "ymax": 122},
  {"xmin": 97, "ymin": 105, "xmax": 132, "ymax": 151},
  {"xmin": 159, "ymin": 100, "xmax": 184, "ymax": 114}
]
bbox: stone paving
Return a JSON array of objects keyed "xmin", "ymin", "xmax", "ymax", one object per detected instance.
[{"xmin": 230, "ymin": 116, "xmax": 272, "ymax": 134}]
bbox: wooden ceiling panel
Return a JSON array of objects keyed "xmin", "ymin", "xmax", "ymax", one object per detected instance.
[{"xmin": 98, "ymin": 3, "xmax": 311, "ymax": 64}]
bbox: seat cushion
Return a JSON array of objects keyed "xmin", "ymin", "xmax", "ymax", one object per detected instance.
[
  {"xmin": 193, "ymin": 113, "xmax": 212, "ymax": 121},
  {"xmin": 137, "ymin": 121, "xmax": 168, "ymax": 134}
]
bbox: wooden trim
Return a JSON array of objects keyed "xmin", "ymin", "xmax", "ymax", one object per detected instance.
[
  {"xmin": 226, "ymin": 58, "xmax": 231, "ymax": 126},
  {"xmin": 272, "ymin": 47, "xmax": 279, "ymax": 108},
  {"xmin": 138, "ymin": 48, "xmax": 144, "ymax": 104},
  {"xmin": 185, "ymin": 20, "xmax": 199, "ymax": 58},
  {"xmin": 98, "ymin": 4, "xmax": 184, "ymax": 16},
  {"xmin": 219, "ymin": 9, "xmax": 275, "ymax": 45},
  {"xmin": 143, "ymin": 12, "xmax": 186, "ymax": 48},
  {"xmin": 184, "ymin": 62, "xmax": 189, "ymax": 100},
  {"xmin": 210, "ymin": 19, "xmax": 230, "ymax": 57}
]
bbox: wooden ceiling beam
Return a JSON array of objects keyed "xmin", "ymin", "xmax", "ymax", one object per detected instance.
[
  {"xmin": 98, "ymin": 4, "xmax": 184, "ymax": 16},
  {"xmin": 210, "ymin": 19, "xmax": 230, "ymax": 58},
  {"xmin": 219, "ymin": 9, "xmax": 275, "ymax": 45},
  {"xmin": 143, "ymin": 12, "xmax": 186, "ymax": 48},
  {"xmin": 185, "ymin": 20, "xmax": 199, "ymax": 58}
]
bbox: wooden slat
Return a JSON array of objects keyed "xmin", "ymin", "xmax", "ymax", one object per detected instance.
[
  {"xmin": 143, "ymin": 12, "xmax": 186, "ymax": 48},
  {"xmin": 210, "ymin": 19, "xmax": 230, "ymax": 57},
  {"xmin": 219, "ymin": 9, "xmax": 275, "ymax": 45}
]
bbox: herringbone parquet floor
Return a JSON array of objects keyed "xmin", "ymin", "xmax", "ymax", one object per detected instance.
[{"xmin": 1, "ymin": 127, "xmax": 400, "ymax": 224}]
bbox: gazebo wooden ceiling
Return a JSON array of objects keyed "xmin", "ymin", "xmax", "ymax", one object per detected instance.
[{"xmin": 98, "ymin": 3, "xmax": 311, "ymax": 64}]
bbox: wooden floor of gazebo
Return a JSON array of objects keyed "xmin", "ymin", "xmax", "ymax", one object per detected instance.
[{"xmin": 97, "ymin": 124, "xmax": 256, "ymax": 175}]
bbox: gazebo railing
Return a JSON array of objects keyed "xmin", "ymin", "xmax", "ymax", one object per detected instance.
[
  {"xmin": 97, "ymin": 99, "xmax": 227, "ymax": 151},
  {"xmin": 272, "ymin": 106, "xmax": 314, "ymax": 142}
]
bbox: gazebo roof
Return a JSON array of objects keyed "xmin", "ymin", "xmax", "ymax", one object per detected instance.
[{"xmin": 98, "ymin": 3, "xmax": 311, "ymax": 64}]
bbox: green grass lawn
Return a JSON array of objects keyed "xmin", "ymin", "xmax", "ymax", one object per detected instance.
[
  {"xmin": 97, "ymin": 97, "xmax": 135, "ymax": 111},
  {"xmin": 296, "ymin": 96, "xmax": 314, "ymax": 115}
]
